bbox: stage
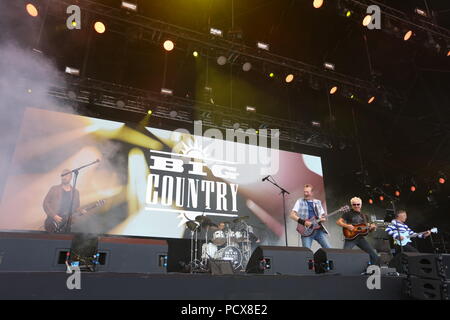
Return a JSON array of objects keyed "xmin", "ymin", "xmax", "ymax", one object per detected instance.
[{"xmin": 0, "ymin": 271, "xmax": 407, "ymax": 300}]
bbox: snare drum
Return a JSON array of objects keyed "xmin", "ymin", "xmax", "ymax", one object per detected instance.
[{"xmin": 212, "ymin": 230, "xmax": 226, "ymax": 246}]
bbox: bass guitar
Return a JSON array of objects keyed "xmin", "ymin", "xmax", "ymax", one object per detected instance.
[
  {"xmin": 297, "ymin": 205, "xmax": 350, "ymax": 237},
  {"xmin": 44, "ymin": 199, "xmax": 105, "ymax": 233},
  {"xmin": 394, "ymin": 227, "xmax": 438, "ymax": 246}
]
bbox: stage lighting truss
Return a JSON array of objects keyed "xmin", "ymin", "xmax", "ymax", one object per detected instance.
[
  {"xmin": 47, "ymin": 76, "xmax": 335, "ymax": 149},
  {"xmin": 336, "ymin": 0, "xmax": 450, "ymax": 55},
  {"xmin": 43, "ymin": 0, "xmax": 401, "ymax": 110}
]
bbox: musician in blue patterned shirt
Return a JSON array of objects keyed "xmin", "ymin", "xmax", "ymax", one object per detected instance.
[{"xmin": 385, "ymin": 210, "xmax": 431, "ymax": 255}]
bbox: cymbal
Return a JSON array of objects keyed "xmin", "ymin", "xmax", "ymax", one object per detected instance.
[
  {"xmin": 195, "ymin": 215, "xmax": 208, "ymax": 222},
  {"xmin": 186, "ymin": 221, "xmax": 200, "ymax": 231},
  {"xmin": 233, "ymin": 216, "xmax": 249, "ymax": 223}
]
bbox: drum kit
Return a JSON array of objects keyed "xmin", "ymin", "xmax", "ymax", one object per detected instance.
[{"xmin": 185, "ymin": 214, "xmax": 256, "ymax": 273}]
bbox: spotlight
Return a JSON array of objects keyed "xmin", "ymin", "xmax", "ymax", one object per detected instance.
[
  {"xmin": 193, "ymin": 51, "xmax": 199, "ymax": 57},
  {"xmin": 257, "ymin": 42, "xmax": 270, "ymax": 51},
  {"xmin": 403, "ymin": 30, "xmax": 413, "ymax": 41},
  {"xmin": 410, "ymin": 185, "xmax": 416, "ymax": 192},
  {"xmin": 217, "ymin": 56, "xmax": 227, "ymax": 65},
  {"xmin": 414, "ymin": 8, "xmax": 428, "ymax": 17},
  {"xmin": 345, "ymin": 10, "xmax": 353, "ymax": 18},
  {"xmin": 242, "ymin": 62, "xmax": 252, "ymax": 72},
  {"xmin": 329, "ymin": 86, "xmax": 338, "ymax": 95},
  {"xmin": 161, "ymin": 88, "xmax": 173, "ymax": 96},
  {"xmin": 26, "ymin": 3, "xmax": 38, "ymax": 17},
  {"xmin": 94, "ymin": 21, "xmax": 106, "ymax": 34},
  {"xmin": 313, "ymin": 0, "xmax": 324, "ymax": 9},
  {"xmin": 447, "ymin": 50, "xmax": 450, "ymax": 57},
  {"xmin": 379, "ymin": 195, "xmax": 384, "ymax": 201},
  {"xmin": 210, "ymin": 28, "xmax": 223, "ymax": 37},
  {"xmin": 269, "ymin": 72, "xmax": 275, "ymax": 78},
  {"xmin": 163, "ymin": 40, "xmax": 174, "ymax": 51},
  {"xmin": 368, "ymin": 198, "xmax": 374, "ymax": 205},
  {"xmin": 65, "ymin": 66, "xmax": 80, "ymax": 76},
  {"xmin": 362, "ymin": 15, "xmax": 372, "ymax": 27},
  {"xmin": 285, "ymin": 74, "xmax": 294, "ymax": 83},
  {"xmin": 147, "ymin": 110, "xmax": 152, "ymax": 115},
  {"xmin": 368, "ymin": 96, "xmax": 376, "ymax": 104},
  {"xmin": 323, "ymin": 62, "xmax": 335, "ymax": 71},
  {"xmin": 395, "ymin": 190, "xmax": 401, "ymax": 197},
  {"xmin": 311, "ymin": 121, "xmax": 321, "ymax": 128},
  {"xmin": 246, "ymin": 106, "xmax": 256, "ymax": 112},
  {"xmin": 121, "ymin": 1, "xmax": 137, "ymax": 11},
  {"xmin": 438, "ymin": 173, "xmax": 446, "ymax": 184}
]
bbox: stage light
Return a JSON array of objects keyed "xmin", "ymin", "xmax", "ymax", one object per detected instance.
[
  {"xmin": 147, "ymin": 110, "xmax": 152, "ymax": 115},
  {"xmin": 329, "ymin": 86, "xmax": 338, "ymax": 94},
  {"xmin": 410, "ymin": 185, "xmax": 416, "ymax": 192},
  {"xmin": 447, "ymin": 50, "xmax": 450, "ymax": 57},
  {"xmin": 285, "ymin": 74, "xmax": 294, "ymax": 83},
  {"xmin": 404, "ymin": 30, "xmax": 413, "ymax": 41},
  {"xmin": 161, "ymin": 88, "xmax": 173, "ymax": 96},
  {"xmin": 368, "ymin": 198, "xmax": 374, "ymax": 205},
  {"xmin": 210, "ymin": 28, "xmax": 223, "ymax": 37},
  {"xmin": 94, "ymin": 21, "xmax": 106, "ymax": 34},
  {"xmin": 65, "ymin": 66, "xmax": 80, "ymax": 76},
  {"xmin": 362, "ymin": 15, "xmax": 372, "ymax": 27},
  {"xmin": 217, "ymin": 56, "xmax": 227, "ymax": 65},
  {"xmin": 379, "ymin": 195, "xmax": 384, "ymax": 201},
  {"xmin": 257, "ymin": 42, "xmax": 270, "ymax": 51},
  {"xmin": 233, "ymin": 122, "xmax": 240, "ymax": 130},
  {"xmin": 414, "ymin": 8, "xmax": 428, "ymax": 17},
  {"xmin": 439, "ymin": 177, "xmax": 446, "ymax": 184},
  {"xmin": 242, "ymin": 62, "xmax": 252, "ymax": 72},
  {"xmin": 368, "ymin": 96, "xmax": 375, "ymax": 104},
  {"xmin": 323, "ymin": 62, "xmax": 335, "ymax": 71},
  {"xmin": 163, "ymin": 40, "xmax": 174, "ymax": 51},
  {"xmin": 395, "ymin": 190, "xmax": 401, "ymax": 197},
  {"xmin": 313, "ymin": 0, "xmax": 324, "ymax": 9},
  {"xmin": 311, "ymin": 121, "xmax": 321, "ymax": 128},
  {"xmin": 193, "ymin": 51, "xmax": 199, "ymax": 57},
  {"xmin": 246, "ymin": 106, "xmax": 256, "ymax": 112},
  {"xmin": 269, "ymin": 72, "xmax": 275, "ymax": 78},
  {"xmin": 121, "ymin": 1, "xmax": 137, "ymax": 12},
  {"xmin": 345, "ymin": 10, "xmax": 353, "ymax": 18},
  {"xmin": 26, "ymin": 3, "xmax": 38, "ymax": 17}
]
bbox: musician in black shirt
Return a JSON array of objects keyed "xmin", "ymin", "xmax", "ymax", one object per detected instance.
[{"xmin": 336, "ymin": 197, "xmax": 380, "ymax": 265}]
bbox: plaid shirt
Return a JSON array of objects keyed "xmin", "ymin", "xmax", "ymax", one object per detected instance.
[{"xmin": 292, "ymin": 198, "xmax": 325, "ymax": 220}]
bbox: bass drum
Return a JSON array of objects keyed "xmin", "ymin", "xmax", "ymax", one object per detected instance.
[{"xmin": 214, "ymin": 246, "xmax": 243, "ymax": 269}]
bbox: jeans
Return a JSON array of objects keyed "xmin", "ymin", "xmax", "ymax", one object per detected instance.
[
  {"xmin": 344, "ymin": 237, "xmax": 380, "ymax": 265},
  {"xmin": 394, "ymin": 243, "xmax": 418, "ymax": 255},
  {"xmin": 301, "ymin": 229, "xmax": 331, "ymax": 249}
]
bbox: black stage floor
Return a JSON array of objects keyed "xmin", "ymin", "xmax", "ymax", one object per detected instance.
[{"xmin": 0, "ymin": 271, "xmax": 407, "ymax": 300}]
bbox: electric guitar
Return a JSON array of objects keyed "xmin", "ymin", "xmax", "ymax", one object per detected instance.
[
  {"xmin": 394, "ymin": 227, "xmax": 438, "ymax": 246},
  {"xmin": 343, "ymin": 221, "xmax": 389, "ymax": 240},
  {"xmin": 296, "ymin": 205, "xmax": 350, "ymax": 237},
  {"xmin": 44, "ymin": 200, "xmax": 105, "ymax": 233}
]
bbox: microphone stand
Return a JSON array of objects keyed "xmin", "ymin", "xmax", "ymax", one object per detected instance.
[
  {"xmin": 376, "ymin": 187, "xmax": 404, "ymax": 270},
  {"xmin": 263, "ymin": 176, "xmax": 290, "ymax": 247},
  {"xmin": 63, "ymin": 159, "xmax": 100, "ymax": 233}
]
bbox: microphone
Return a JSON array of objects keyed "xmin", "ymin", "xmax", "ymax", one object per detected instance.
[{"xmin": 262, "ymin": 175, "xmax": 270, "ymax": 182}]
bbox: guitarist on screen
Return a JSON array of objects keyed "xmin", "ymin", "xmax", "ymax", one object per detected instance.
[
  {"xmin": 385, "ymin": 210, "xmax": 431, "ymax": 255},
  {"xmin": 336, "ymin": 197, "xmax": 380, "ymax": 265},
  {"xmin": 289, "ymin": 184, "xmax": 331, "ymax": 249},
  {"xmin": 43, "ymin": 169, "xmax": 86, "ymax": 233}
]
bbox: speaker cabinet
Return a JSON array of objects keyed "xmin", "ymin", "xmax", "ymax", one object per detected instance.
[
  {"xmin": 314, "ymin": 248, "xmax": 370, "ymax": 275},
  {"xmin": 246, "ymin": 246, "xmax": 314, "ymax": 275}
]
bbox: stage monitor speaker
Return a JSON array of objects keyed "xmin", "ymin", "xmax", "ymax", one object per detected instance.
[
  {"xmin": 401, "ymin": 253, "xmax": 446, "ymax": 280},
  {"xmin": 96, "ymin": 237, "xmax": 168, "ymax": 274},
  {"xmin": 246, "ymin": 246, "xmax": 314, "ymax": 275},
  {"xmin": 314, "ymin": 248, "xmax": 370, "ymax": 275},
  {"xmin": 406, "ymin": 276, "xmax": 449, "ymax": 300},
  {"xmin": 210, "ymin": 260, "xmax": 234, "ymax": 275}
]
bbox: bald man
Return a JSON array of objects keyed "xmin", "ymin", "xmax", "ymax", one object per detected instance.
[{"xmin": 43, "ymin": 169, "xmax": 85, "ymax": 232}]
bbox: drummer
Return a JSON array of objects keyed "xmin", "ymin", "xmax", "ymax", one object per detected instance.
[{"xmin": 210, "ymin": 222, "xmax": 228, "ymax": 249}]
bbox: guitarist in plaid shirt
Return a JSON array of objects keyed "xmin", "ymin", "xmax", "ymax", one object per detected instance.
[{"xmin": 289, "ymin": 184, "xmax": 331, "ymax": 249}]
